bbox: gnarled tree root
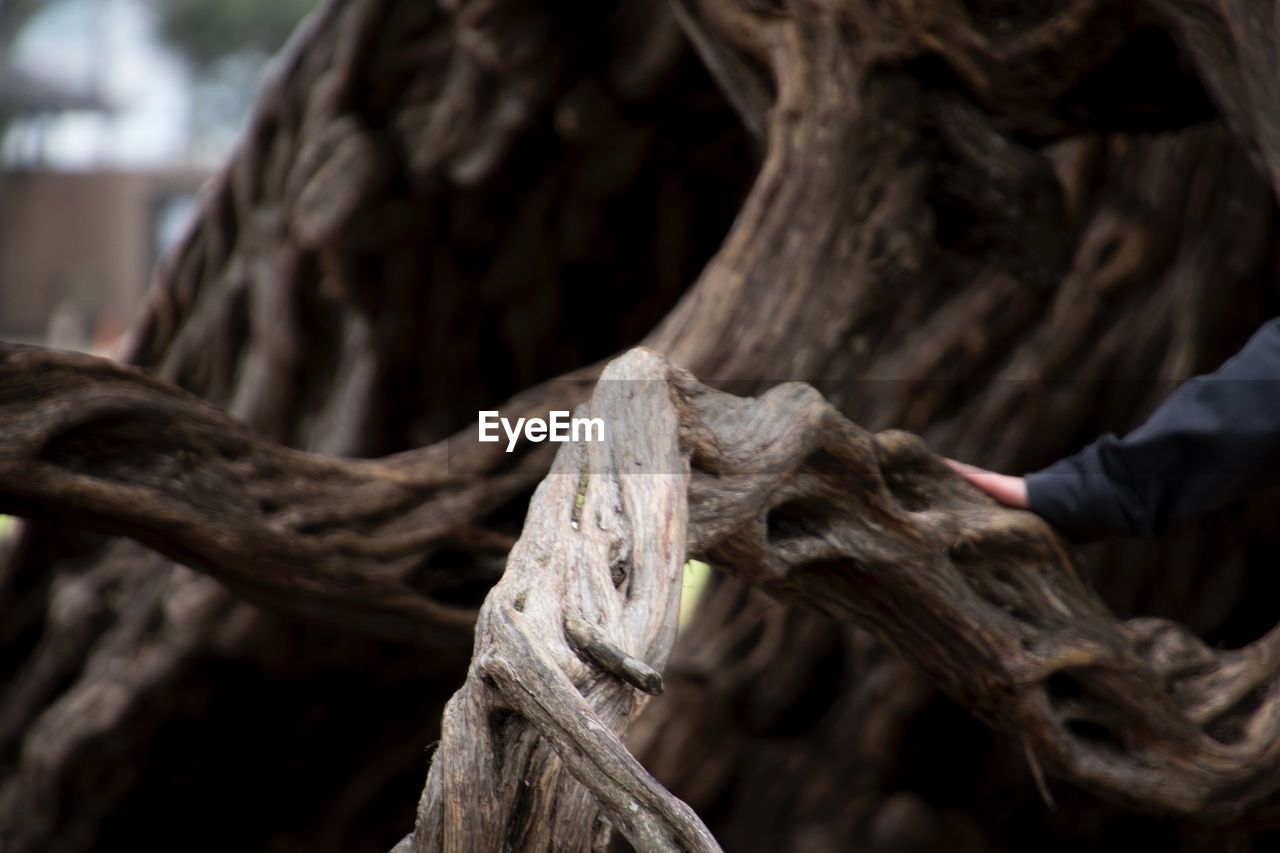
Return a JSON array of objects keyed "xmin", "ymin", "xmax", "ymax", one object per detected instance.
[
  {"xmin": 7, "ymin": 345, "xmax": 1280, "ymax": 847},
  {"xmin": 400, "ymin": 346, "xmax": 1280, "ymax": 849},
  {"xmin": 669, "ymin": 358, "xmax": 1280, "ymax": 826}
]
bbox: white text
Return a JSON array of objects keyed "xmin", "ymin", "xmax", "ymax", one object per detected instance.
[{"xmin": 478, "ymin": 410, "xmax": 605, "ymax": 452}]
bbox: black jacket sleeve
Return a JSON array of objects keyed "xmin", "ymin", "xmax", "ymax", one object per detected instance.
[{"xmin": 1024, "ymin": 318, "xmax": 1280, "ymax": 542}]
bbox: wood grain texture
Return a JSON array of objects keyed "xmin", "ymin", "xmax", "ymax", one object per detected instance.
[
  {"xmin": 5, "ymin": 0, "xmax": 1280, "ymax": 848},
  {"xmin": 0, "ymin": 342, "xmax": 555, "ymax": 647},
  {"xmin": 407, "ymin": 349, "xmax": 716, "ymax": 852},
  {"xmin": 412, "ymin": 345, "xmax": 1280, "ymax": 845},
  {"xmin": 10, "ymin": 344, "xmax": 1280, "ymax": 847}
]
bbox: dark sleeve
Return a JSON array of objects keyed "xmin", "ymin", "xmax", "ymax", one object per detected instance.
[{"xmin": 1025, "ymin": 318, "xmax": 1280, "ymax": 542}]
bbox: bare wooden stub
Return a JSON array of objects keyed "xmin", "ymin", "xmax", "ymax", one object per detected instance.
[{"xmin": 405, "ymin": 348, "xmax": 719, "ymax": 852}]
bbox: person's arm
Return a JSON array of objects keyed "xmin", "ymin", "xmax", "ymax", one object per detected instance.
[{"xmin": 956, "ymin": 318, "xmax": 1280, "ymax": 542}]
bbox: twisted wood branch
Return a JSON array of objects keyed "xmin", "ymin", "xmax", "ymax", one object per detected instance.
[
  {"xmin": 0, "ymin": 342, "xmax": 577, "ymax": 646},
  {"xmin": 396, "ymin": 346, "xmax": 1280, "ymax": 849},
  {"xmin": 5, "ymin": 0, "xmax": 1280, "ymax": 845},
  {"xmin": 670, "ymin": 360, "xmax": 1280, "ymax": 824},
  {"xmin": 7, "ymin": 342, "xmax": 1280, "ymax": 845},
  {"xmin": 405, "ymin": 349, "xmax": 718, "ymax": 851}
]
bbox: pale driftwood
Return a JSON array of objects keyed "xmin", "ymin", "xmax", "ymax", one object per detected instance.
[{"xmin": 404, "ymin": 349, "xmax": 718, "ymax": 852}]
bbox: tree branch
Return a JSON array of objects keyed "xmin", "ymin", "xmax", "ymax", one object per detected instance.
[
  {"xmin": 403, "ymin": 349, "xmax": 718, "ymax": 852},
  {"xmin": 0, "ymin": 342, "xmax": 579, "ymax": 646},
  {"xmin": 389, "ymin": 344, "xmax": 1280, "ymax": 850},
  {"xmin": 9, "ymin": 345, "xmax": 1280, "ymax": 842},
  {"xmin": 670, "ymin": 368, "xmax": 1280, "ymax": 822}
]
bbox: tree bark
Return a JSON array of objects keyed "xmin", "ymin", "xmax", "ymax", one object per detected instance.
[
  {"xmin": 5, "ymin": 0, "xmax": 1280, "ymax": 850},
  {"xmin": 11, "ymin": 343, "xmax": 1280, "ymax": 850},
  {"xmin": 0, "ymin": 1, "xmax": 748, "ymax": 849}
]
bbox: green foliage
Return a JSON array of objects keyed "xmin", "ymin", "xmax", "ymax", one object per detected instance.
[{"xmin": 679, "ymin": 560, "xmax": 711, "ymax": 631}]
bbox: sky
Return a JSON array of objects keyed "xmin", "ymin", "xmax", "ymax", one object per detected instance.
[{"xmin": 6, "ymin": 0, "xmax": 209, "ymax": 169}]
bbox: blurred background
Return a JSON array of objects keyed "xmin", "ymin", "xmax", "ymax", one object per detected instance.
[{"xmin": 0, "ymin": 0, "xmax": 315, "ymax": 350}]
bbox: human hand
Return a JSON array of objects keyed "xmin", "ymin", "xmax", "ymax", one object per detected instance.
[{"xmin": 945, "ymin": 460, "xmax": 1028, "ymax": 509}]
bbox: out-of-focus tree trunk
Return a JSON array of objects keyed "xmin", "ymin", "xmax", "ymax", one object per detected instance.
[
  {"xmin": 632, "ymin": 121, "xmax": 1280, "ymax": 853},
  {"xmin": 0, "ymin": 2, "xmax": 750, "ymax": 850},
  {"xmin": 3, "ymin": 0, "xmax": 1280, "ymax": 851}
]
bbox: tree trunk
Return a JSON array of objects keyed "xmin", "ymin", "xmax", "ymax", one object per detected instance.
[
  {"xmin": 0, "ymin": 2, "xmax": 749, "ymax": 850},
  {"xmin": 3, "ymin": 0, "xmax": 1280, "ymax": 851}
]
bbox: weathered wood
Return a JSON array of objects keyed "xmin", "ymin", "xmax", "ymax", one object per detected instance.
[
  {"xmin": 636, "ymin": 4, "xmax": 1280, "ymax": 845},
  {"xmin": 0, "ymin": 342, "xmax": 560, "ymax": 646},
  {"xmin": 11, "ymin": 343, "xmax": 1280, "ymax": 842},
  {"xmin": 401, "ymin": 345, "xmax": 1280, "ymax": 846},
  {"xmin": 0, "ymin": 1, "xmax": 754, "ymax": 841},
  {"xmin": 6, "ymin": 0, "xmax": 1280, "ymax": 848},
  {"xmin": 464, "ymin": 345, "xmax": 1280, "ymax": 829},
  {"xmin": 670, "ymin": 364, "xmax": 1280, "ymax": 824},
  {"xmin": 1149, "ymin": 0, "xmax": 1280, "ymax": 196},
  {"xmin": 403, "ymin": 349, "xmax": 717, "ymax": 852}
]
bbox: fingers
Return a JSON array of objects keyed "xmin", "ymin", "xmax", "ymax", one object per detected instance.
[{"xmin": 944, "ymin": 459, "xmax": 1029, "ymax": 509}]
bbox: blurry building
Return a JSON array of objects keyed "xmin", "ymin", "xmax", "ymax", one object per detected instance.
[
  {"xmin": 0, "ymin": 0, "xmax": 214, "ymax": 351},
  {"xmin": 0, "ymin": 41, "xmax": 208, "ymax": 351},
  {"xmin": 0, "ymin": 167, "xmax": 206, "ymax": 348},
  {"xmin": 0, "ymin": 0, "xmax": 306, "ymax": 351}
]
